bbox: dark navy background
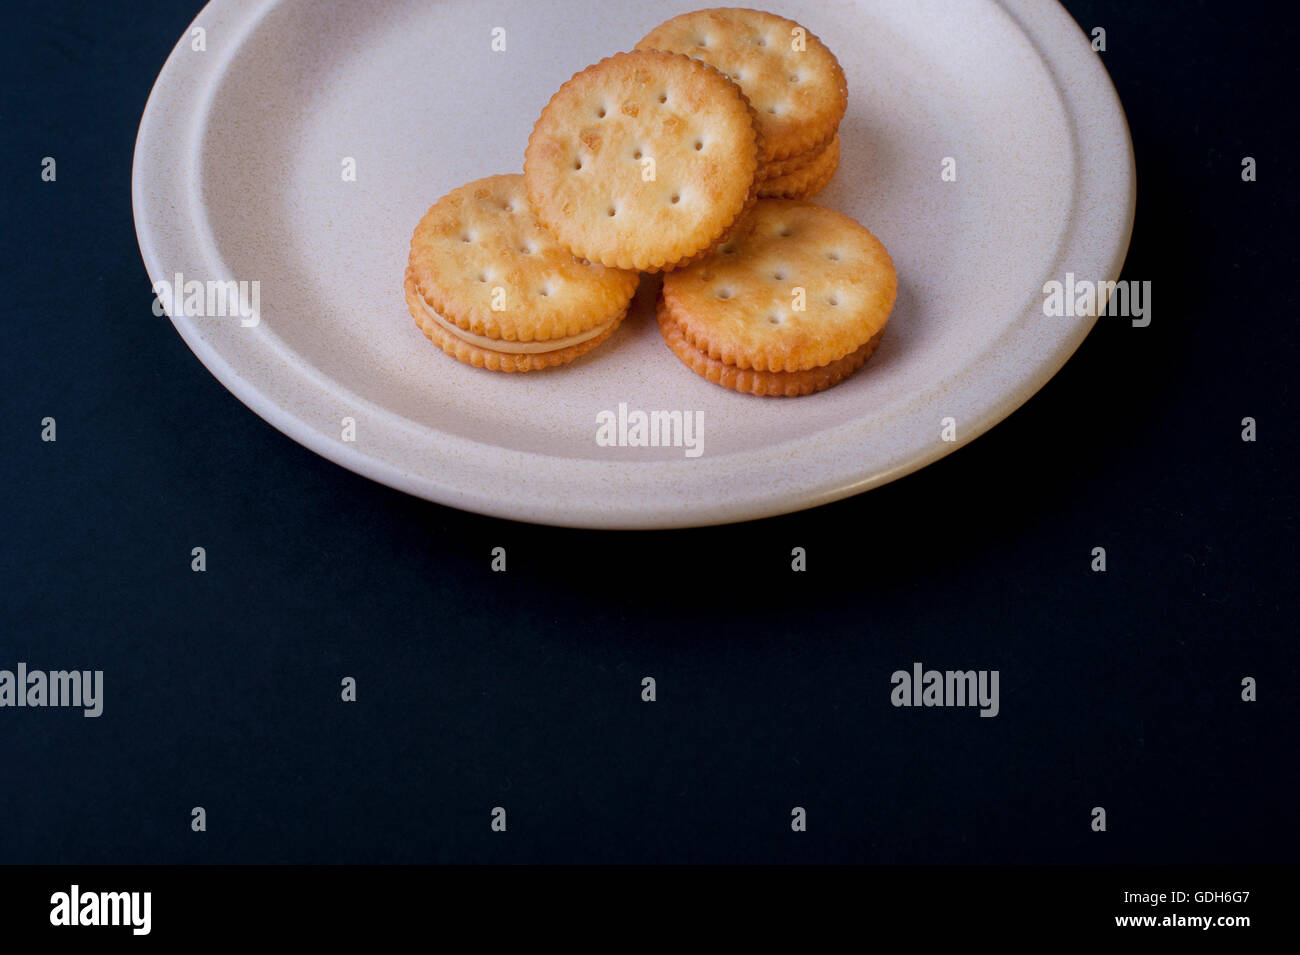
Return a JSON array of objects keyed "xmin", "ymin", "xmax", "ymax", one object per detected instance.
[{"xmin": 1, "ymin": 0, "xmax": 1295, "ymax": 864}]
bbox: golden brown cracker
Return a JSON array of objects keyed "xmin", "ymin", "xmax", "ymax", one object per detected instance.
[
  {"xmin": 407, "ymin": 173, "xmax": 638, "ymax": 344},
  {"xmin": 406, "ymin": 268, "xmax": 627, "ymax": 372},
  {"xmin": 658, "ymin": 295, "xmax": 882, "ymax": 396},
  {"xmin": 636, "ymin": 8, "xmax": 847, "ymax": 163},
  {"xmin": 524, "ymin": 50, "xmax": 760, "ymax": 271},
  {"xmin": 661, "ymin": 199, "xmax": 896, "ymax": 373}
]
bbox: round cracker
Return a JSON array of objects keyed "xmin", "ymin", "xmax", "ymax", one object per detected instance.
[
  {"xmin": 524, "ymin": 50, "xmax": 759, "ymax": 272},
  {"xmin": 408, "ymin": 174, "xmax": 638, "ymax": 343},
  {"xmin": 662, "ymin": 199, "xmax": 896, "ymax": 373},
  {"xmin": 636, "ymin": 8, "xmax": 847, "ymax": 162},
  {"xmin": 405, "ymin": 268, "xmax": 627, "ymax": 372},
  {"xmin": 659, "ymin": 295, "xmax": 883, "ymax": 396},
  {"xmin": 758, "ymin": 134, "xmax": 839, "ymax": 198}
]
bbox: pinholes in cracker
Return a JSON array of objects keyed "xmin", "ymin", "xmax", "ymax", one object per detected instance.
[
  {"xmin": 523, "ymin": 50, "xmax": 760, "ymax": 272},
  {"xmin": 661, "ymin": 199, "xmax": 896, "ymax": 378},
  {"xmin": 636, "ymin": 8, "xmax": 847, "ymax": 163},
  {"xmin": 406, "ymin": 173, "xmax": 638, "ymax": 371}
]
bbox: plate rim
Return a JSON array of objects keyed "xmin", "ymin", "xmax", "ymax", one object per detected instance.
[{"xmin": 132, "ymin": 0, "xmax": 1136, "ymax": 529}]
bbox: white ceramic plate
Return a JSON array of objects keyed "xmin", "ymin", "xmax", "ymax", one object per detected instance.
[{"xmin": 133, "ymin": 0, "xmax": 1134, "ymax": 528}]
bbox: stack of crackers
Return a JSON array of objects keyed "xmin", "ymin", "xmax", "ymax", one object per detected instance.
[{"xmin": 404, "ymin": 7, "xmax": 896, "ymax": 396}]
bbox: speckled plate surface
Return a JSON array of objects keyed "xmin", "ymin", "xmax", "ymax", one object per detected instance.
[{"xmin": 133, "ymin": 0, "xmax": 1134, "ymax": 528}]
